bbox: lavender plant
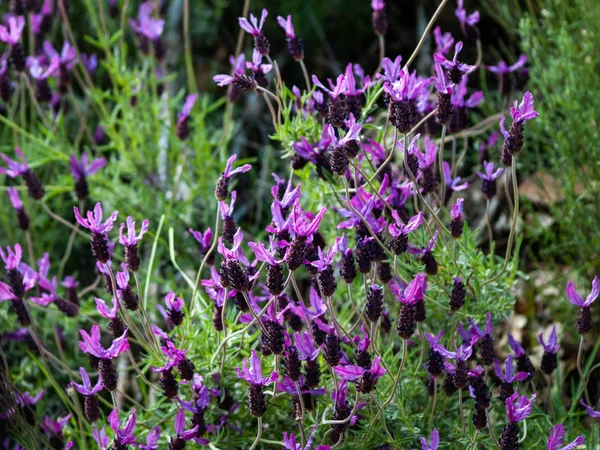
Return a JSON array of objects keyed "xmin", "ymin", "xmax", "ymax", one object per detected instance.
[{"xmin": 0, "ymin": 1, "xmax": 597, "ymax": 449}]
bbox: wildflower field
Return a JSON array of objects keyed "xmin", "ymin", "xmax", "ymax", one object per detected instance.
[{"xmin": 1, "ymin": 0, "xmax": 599, "ymax": 449}]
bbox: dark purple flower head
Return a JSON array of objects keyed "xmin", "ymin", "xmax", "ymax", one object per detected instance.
[
  {"xmin": 222, "ymin": 154, "xmax": 252, "ymax": 179},
  {"xmin": 539, "ymin": 326, "xmax": 560, "ymax": 354},
  {"xmin": 508, "ymin": 334, "xmax": 526, "ymax": 357},
  {"xmin": 74, "ymin": 203, "xmax": 119, "ymax": 234},
  {"xmin": 72, "ymin": 367, "xmax": 103, "ymax": 396},
  {"xmin": 0, "ymin": 148, "xmax": 29, "ymax": 177},
  {"xmin": 494, "ymin": 355, "xmax": 529, "ymax": 383},
  {"xmin": 119, "ymin": 216, "xmax": 149, "ymax": 246},
  {"xmin": 0, "ymin": 16, "xmax": 25, "ymax": 45},
  {"xmin": 434, "ymin": 42, "xmax": 475, "ymax": 77},
  {"xmin": 41, "ymin": 414, "xmax": 72, "ymax": 434},
  {"xmin": 189, "ymin": 227, "xmax": 213, "ymax": 249},
  {"xmin": 547, "ymin": 423, "xmax": 585, "ymax": 450},
  {"xmin": 477, "ymin": 161, "xmax": 503, "ymax": 181},
  {"xmin": 421, "ymin": 428, "xmax": 439, "ymax": 450},
  {"xmin": 177, "ymin": 93, "xmax": 198, "ymax": 127},
  {"xmin": 391, "ymin": 273, "xmax": 427, "ymax": 306},
  {"xmin": 580, "ymin": 400, "xmax": 600, "ymax": 418},
  {"xmin": 70, "ymin": 152, "xmax": 106, "ymax": 180},
  {"xmin": 485, "ymin": 55, "xmax": 528, "ymax": 75},
  {"xmin": 164, "ymin": 291, "xmax": 184, "ymax": 312},
  {"xmin": 79, "ymin": 325, "xmax": 129, "ymax": 359},
  {"xmin": 389, "ymin": 211, "xmax": 423, "ymax": 238},
  {"xmin": 43, "ymin": 41, "xmax": 77, "ymax": 69},
  {"xmin": 566, "ymin": 276, "xmax": 599, "ymax": 308},
  {"xmin": 235, "ymin": 349, "xmax": 278, "ymax": 385},
  {"xmin": 468, "ymin": 312, "xmax": 493, "ymax": 338},
  {"xmin": 450, "ymin": 198, "xmax": 465, "ymax": 221},
  {"xmin": 312, "ymin": 74, "xmax": 347, "ymax": 100},
  {"xmin": 277, "ymin": 15, "xmax": 296, "ymax": 39},
  {"xmin": 434, "ymin": 27, "xmax": 454, "ymax": 55},
  {"xmin": 95, "ymin": 296, "xmax": 118, "ymax": 319},
  {"xmin": 139, "ymin": 426, "xmax": 161, "ymax": 450},
  {"xmin": 108, "ymin": 408, "xmax": 137, "ymax": 446},
  {"xmin": 455, "ymin": 0, "xmax": 480, "ymax": 27},
  {"xmin": 333, "ymin": 355, "xmax": 386, "ymax": 380},
  {"xmin": 129, "ymin": 2, "xmax": 164, "ymax": 40},
  {"xmin": 505, "ymin": 389, "xmax": 536, "ymax": 423},
  {"xmin": 239, "ymin": 9, "xmax": 268, "ymax": 36},
  {"xmin": 0, "ymin": 244, "xmax": 22, "ymax": 270}
]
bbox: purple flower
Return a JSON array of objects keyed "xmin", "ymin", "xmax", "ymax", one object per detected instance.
[
  {"xmin": 391, "ymin": 273, "xmax": 427, "ymax": 306},
  {"xmin": 333, "ymin": 355, "xmax": 386, "ymax": 381},
  {"xmin": 433, "ymin": 63, "xmax": 452, "ymax": 96},
  {"xmin": 421, "ymin": 429, "xmax": 439, "ymax": 450},
  {"xmin": 455, "ymin": 0, "xmax": 480, "ymax": 28},
  {"xmin": 173, "ymin": 409, "xmax": 200, "ymax": 442},
  {"xmin": 312, "ymin": 74, "xmax": 347, "ymax": 100},
  {"xmin": 485, "ymin": 55, "xmax": 528, "ymax": 74},
  {"xmin": 494, "ymin": 355, "xmax": 529, "ymax": 383},
  {"xmin": 566, "ymin": 276, "xmax": 599, "ymax": 308},
  {"xmin": 239, "ymin": 9, "xmax": 268, "ymax": 36},
  {"xmin": 0, "ymin": 147, "xmax": 29, "ymax": 178},
  {"xmin": 301, "ymin": 288, "xmax": 327, "ymax": 321},
  {"xmin": 580, "ymin": 400, "xmax": 600, "ymax": 418},
  {"xmin": 539, "ymin": 326, "xmax": 560, "ymax": 354},
  {"xmin": 277, "ymin": 15, "xmax": 296, "ymax": 39},
  {"xmin": 189, "ymin": 227, "xmax": 213, "ymax": 250},
  {"xmin": 139, "ymin": 426, "xmax": 161, "ymax": 450},
  {"xmin": 450, "ymin": 198, "xmax": 464, "ymax": 221},
  {"xmin": 248, "ymin": 237, "xmax": 283, "ymax": 266},
  {"xmin": 290, "ymin": 201, "xmax": 327, "ymax": 238},
  {"xmin": 164, "ymin": 291, "xmax": 184, "ymax": 312},
  {"xmin": 468, "ymin": 312, "xmax": 493, "ymax": 338},
  {"xmin": 0, "ymin": 244, "xmax": 22, "ymax": 270},
  {"xmin": 437, "ymin": 338, "xmax": 476, "ymax": 362},
  {"xmin": 43, "ymin": 41, "xmax": 77, "ymax": 70},
  {"xmin": 119, "ymin": 216, "xmax": 149, "ymax": 246},
  {"xmin": 434, "ymin": 42, "xmax": 475, "ymax": 82},
  {"xmin": 93, "ymin": 426, "xmax": 111, "ymax": 449},
  {"xmin": 388, "ymin": 211, "xmax": 423, "ymax": 238},
  {"xmin": 326, "ymin": 114, "xmax": 362, "ymax": 148},
  {"xmin": 425, "ymin": 330, "xmax": 445, "ymax": 352},
  {"xmin": 202, "ymin": 267, "xmax": 235, "ymax": 308},
  {"xmin": 222, "ymin": 154, "xmax": 252, "ymax": 179},
  {"xmin": 283, "ymin": 425, "xmax": 319, "ymax": 450},
  {"xmin": 415, "ymin": 137, "xmax": 438, "ymax": 169},
  {"xmin": 451, "ymin": 77, "xmax": 483, "ymax": 109},
  {"xmin": 70, "ymin": 153, "xmax": 106, "ymax": 180},
  {"xmin": 108, "ymin": 408, "xmax": 137, "ymax": 446},
  {"xmin": 235, "ymin": 349, "xmax": 278, "ymax": 385},
  {"xmin": 41, "ymin": 414, "xmax": 72, "ymax": 434},
  {"xmin": 384, "ymin": 70, "xmax": 431, "ymax": 102},
  {"xmin": 510, "ymin": 91, "xmax": 539, "ymax": 124},
  {"xmin": 177, "ymin": 93, "xmax": 198, "ymax": 127},
  {"xmin": 82, "ymin": 53, "xmax": 98, "ymax": 74},
  {"xmin": 129, "ymin": 2, "xmax": 164, "ymax": 40},
  {"xmin": 72, "ymin": 367, "xmax": 103, "ymax": 396},
  {"xmin": 15, "ymin": 389, "xmax": 45, "ymax": 407},
  {"xmin": 0, "ymin": 16, "xmax": 26, "ymax": 45},
  {"xmin": 309, "ymin": 238, "xmax": 341, "ymax": 272},
  {"xmin": 371, "ymin": 0, "xmax": 385, "ymax": 11},
  {"xmin": 443, "ymin": 162, "xmax": 469, "ymax": 193},
  {"xmin": 477, "ymin": 161, "xmax": 503, "ymax": 181},
  {"xmin": 27, "ymin": 56, "xmax": 59, "ymax": 80},
  {"xmin": 95, "ymin": 296, "xmax": 118, "ymax": 319},
  {"xmin": 547, "ymin": 423, "xmax": 585, "ymax": 450},
  {"xmin": 74, "ymin": 203, "xmax": 119, "ymax": 234},
  {"xmin": 79, "ymin": 325, "xmax": 129, "ymax": 359},
  {"xmin": 379, "ymin": 55, "xmax": 403, "ymax": 84},
  {"xmin": 505, "ymin": 389, "xmax": 536, "ymax": 423},
  {"xmin": 434, "ymin": 27, "xmax": 454, "ymax": 55}
]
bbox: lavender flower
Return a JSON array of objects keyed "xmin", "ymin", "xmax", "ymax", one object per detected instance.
[
  {"xmin": 334, "ymin": 356, "xmax": 386, "ymax": 393},
  {"xmin": 421, "ymin": 429, "xmax": 439, "ymax": 450},
  {"xmin": 164, "ymin": 291, "xmax": 185, "ymax": 326},
  {"xmin": 41, "ymin": 414, "xmax": 72, "ymax": 448},
  {"xmin": 385, "ymin": 71, "xmax": 431, "ymax": 132},
  {"xmin": 72, "ymin": 367, "xmax": 103, "ymax": 423},
  {"xmin": 69, "ymin": 153, "xmax": 106, "ymax": 200},
  {"xmin": 235, "ymin": 350, "xmax": 277, "ymax": 416},
  {"xmin": 477, "ymin": 161, "xmax": 503, "ymax": 200},
  {"xmin": 139, "ymin": 427, "xmax": 161, "ymax": 450},
  {"xmin": 425, "ymin": 331, "xmax": 445, "ymax": 377},
  {"xmin": 468, "ymin": 312, "xmax": 496, "ymax": 366},
  {"xmin": 119, "ymin": 216, "xmax": 149, "ymax": 272},
  {"xmin": 79, "ymin": 325, "xmax": 129, "ymax": 391},
  {"xmin": 495, "ymin": 355, "xmax": 529, "ymax": 402},
  {"xmin": 74, "ymin": 203, "xmax": 118, "ymax": 263},
  {"xmin": 312, "ymin": 74, "xmax": 348, "ymax": 127},
  {"xmin": 27, "ymin": 56, "xmax": 58, "ymax": 103},
  {"xmin": 93, "ymin": 426, "xmax": 111, "ymax": 449},
  {"xmin": 239, "ymin": 9, "xmax": 270, "ymax": 56},
  {"xmin": 129, "ymin": 2, "xmax": 165, "ymax": 59},
  {"xmin": 43, "ymin": 41, "xmax": 77, "ymax": 93},
  {"xmin": 214, "ymin": 154, "xmax": 252, "ymax": 201},
  {"xmin": 388, "ymin": 211, "xmax": 423, "ymax": 255},
  {"xmin": 500, "ymin": 91, "xmax": 539, "ymax": 164},
  {"xmin": 177, "ymin": 93, "xmax": 198, "ymax": 140},
  {"xmin": 371, "ymin": 0, "xmax": 387, "ymax": 36},
  {"xmin": 500, "ymin": 390, "xmax": 536, "ymax": 450},
  {"xmin": 547, "ymin": 424, "xmax": 585, "ymax": 450},
  {"xmin": 415, "ymin": 137, "xmax": 438, "ymax": 193},
  {"xmin": 580, "ymin": 400, "xmax": 600, "ymax": 418},
  {"xmin": 0, "ymin": 16, "xmax": 26, "ymax": 71},
  {"xmin": 485, "ymin": 55, "xmax": 528, "ymax": 96},
  {"xmin": 567, "ymin": 276, "xmax": 598, "ymax": 335},
  {"xmin": 455, "ymin": 0, "xmax": 480, "ymax": 39},
  {"xmin": 392, "ymin": 273, "xmax": 426, "ymax": 339},
  {"xmin": 7, "ymin": 188, "xmax": 29, "ymax": 231},
  {"xmin": 108, "ymin": 408, "xmax": 137, "ymax": 448},
  {"xmin": 433, "ymin": 63, "xmax": 453, "ymax": 125},
  {"xmin": 0, "ymin": 147, "xmax": 45, "ymax": 199},
  {"xmin": 434, "ymin": 42, "xmax": 475, "ymax": 84},
  {"xmin": 277, "ymin": 15, "xmax": 304, "ymax": 61},
  {"xmin": 434, "ymin": 27, "xmax": 454, "ymax": 55}
]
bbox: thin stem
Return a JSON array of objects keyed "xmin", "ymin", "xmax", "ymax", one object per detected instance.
[
  {"xmin": 299, "ymin": 60, "xmax": 311, "ymax": 91},
  {"xmin": 403, "ymin": 0, "xmax": 450, "ymax": 70},
  {"xmin": 242, "ymin": 292, "xmax": 268, "ymax": 334},
  {"xmin": 294, "ymin": 381, "xmax": 306, "ymax": 422},
  {"xmin": 428, "ymin": 377, "xmax": 438, "ymax": 433},
  {"xmin": 255, "ymin": 86, "xmax": 282, "ymax": 127},
  {"xmin": 262, "ymin": 92, "xmax": 279, "ymax": 130},
  {"xmin": 459, "ymin": 389, "xmax": 467, "ymax": 435},
  {"xmin": 438, "ymin": 125, "xmax": 448, "ymax": 212},
  {"xmin": 249, "ymin": 417, "xmax": 263, "ymax": 450},
  {"xmin": 577, "ymin": 335, "xmax": 592, "ymax": 406},
  {"xmin": 322, "ymin": 391, "xmax": 361, "ymax": 425},
  {"xmin": 183, "ymin": 0, "xmax": 196, "ymax": 93},
  {"xmin": 374, "ymin": 34, "xmax": 385, "ymax": 76},
  {"xmin": 383, "ymin": 338, "xmax": 408, "ymax": 407},
  {"xmin": 190, "ymin": 208, "xmax": 220, "ymax": 314},
  {"xmin": 486, "ymin": 200, "xmax": 493, "ymax": 253}
]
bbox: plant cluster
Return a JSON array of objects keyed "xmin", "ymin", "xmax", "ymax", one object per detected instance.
[{"xmin": 0, "ymin": 0, "xmax": 598, "ymax": 449}]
